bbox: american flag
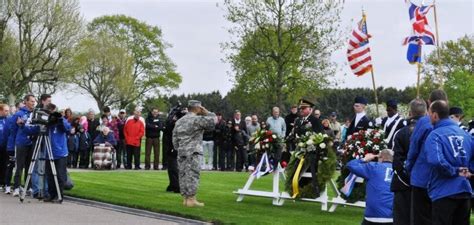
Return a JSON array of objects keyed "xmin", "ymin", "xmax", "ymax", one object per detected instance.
[
  {"xmin": 347, "ymin": 16, "xmax": 372, "ymax": 77},
  {"xmin": 403, "ymin": 1, "xmax": 435, "ymax": 45}
]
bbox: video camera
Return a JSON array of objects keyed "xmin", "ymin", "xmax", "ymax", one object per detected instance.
[
  {"xmin": 31, "ymin": 108, "xmax": 63, "ymax": 126},
  {"xmin": 167, "ymin": 101, "xmax": 186, "ymax": 121}
]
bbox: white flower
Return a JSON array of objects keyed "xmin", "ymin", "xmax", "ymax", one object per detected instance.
[
  {"xmin": 298, "ymin": 142, "xmax": 305, "ymax": 147},
  {"xmin": 323, "ymin": 134, "xmax": 329, "ymax": 138},
  {"xmin": 306, "ymin": 139, "xmax": 314, "ymax": 146},
  {"xmin": 265, "ymin": 144, "xmax": 270, "ymax": 148},
  {"xmin": 255, "ymin": 143, "xmax": 261, "ymax": 150},
  {"xmin": 319, "ymin": 143, "xmax": 326, "ymax": 149},
  {"xmin": 374, "ymin": 133, "xmax": 381, "ymax": 138},
  {"xmin": 348, "ymin": 135, "xmax": 352, "ymax": 140},
  {"xmin": 374, "ymin": 145, "xmax": 380, "ymax": 150},
  {"xmin": 272, "ymin": 134, "xmax": 277, "ymax": 139}
]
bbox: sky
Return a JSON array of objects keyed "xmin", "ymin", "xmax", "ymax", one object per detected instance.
[{"xmin": 53, "ymin": 0, "xmax": 474, "ymax": 112}]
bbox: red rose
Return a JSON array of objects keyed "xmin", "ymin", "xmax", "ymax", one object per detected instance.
[
  {"xmin": 266, "ymin": 130, "xmax": 272, "ymax": 136},
  {"xmin": 268, "ymin": 137, "xmax": 273, "ymax": 142},
  {"xmin": 361, "ymin": 141, "xmax": 366, "ymax": 147},
  {"xmin": 364, "ymin": 150, "xmax": 368, "ymax": 155}
]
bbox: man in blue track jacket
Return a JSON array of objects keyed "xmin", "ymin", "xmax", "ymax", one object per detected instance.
[
  {"xmin": 347, "ymin": 149, "xmax": 394, "ymax": 225},
  {"xmin": 424, "ymin": 100, "xmax": 473, "ymax": 225},
  {"xmin": 405, "ymin": 90, "xmax": 448, "ymax": 225}
]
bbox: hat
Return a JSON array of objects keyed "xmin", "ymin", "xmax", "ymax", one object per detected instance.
[
  {"xmin": 330, "ymin": 112, "xmax": 337, "ymax": 117},
  {"xmin": 354, "ymin": 96, "xmax": 368, "ymax": 105},
  {"xmin": 386, "ymin": 99, "xmax": 398, "ymax": 108},
  {"xmin": 188, "ymin": 100, "xmax": 202, "ymax": 107},
  {"xmin": 449, "ymin": 107, "xmax": 463, "ymax": 115},
  {"xmin": 299, "ymin": 98, "xmax": 314, "ymax": 108},
  {"xmin": 119, "ymin": 109, "xmax": 126, "ymax": 113}
]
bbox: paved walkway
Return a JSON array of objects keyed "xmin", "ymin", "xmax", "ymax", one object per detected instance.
[{"xmin": 0, "ymin": 193, "xmax": 207, "ymax": 225}]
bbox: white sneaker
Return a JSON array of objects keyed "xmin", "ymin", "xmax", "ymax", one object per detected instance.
[
  {"xmin": 4, "ymin": 186, "xmax": 11, "ymax": 194},
  {"xmin": 12, "ymin": 188, "xmax": 19, "ymax": 197}
]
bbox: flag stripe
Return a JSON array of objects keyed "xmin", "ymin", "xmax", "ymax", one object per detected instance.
[{"xmin": 347, "ymin": 17, "xmax": 372, "ymax": 77}]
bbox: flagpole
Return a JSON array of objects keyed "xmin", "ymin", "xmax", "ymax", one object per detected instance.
[
  {"xmin": 363, "ymin": 11, "xmax": 380, "ymax": 117},
  {"xmin": 432, "ymin": 0, "xmax": 444, "ymax": 88}
]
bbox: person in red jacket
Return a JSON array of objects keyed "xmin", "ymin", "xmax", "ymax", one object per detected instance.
[{"xmin": 124, "ymin": 107, "xmax": 145, "ymax": 169}]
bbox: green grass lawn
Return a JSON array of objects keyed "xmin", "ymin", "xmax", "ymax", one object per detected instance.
[{"xmin": 66, "ymin": 171, "xmax": 365, "ymax": 225}]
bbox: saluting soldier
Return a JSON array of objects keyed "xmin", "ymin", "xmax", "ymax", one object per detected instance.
[
  {"xmin": 172, "ymin": 100, "xmax": 217, "ymax": 207},
  {"xmin": 381, "ymin": 99, "xmax": 406, "ymax": 149},
  {"xmin": 347, "ymin": 96, "xmax": 373, "ymax": 138}
]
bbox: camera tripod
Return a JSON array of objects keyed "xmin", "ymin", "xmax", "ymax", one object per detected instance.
[{"xmin": 20, "ymin": 126, "xmax": 62, "ymax": 203}]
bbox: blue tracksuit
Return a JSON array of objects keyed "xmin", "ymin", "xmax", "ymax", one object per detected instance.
[
  {"xmin": 6, "ymin": 116, "xmax": 17, "ymax": 152},
  {"xmin": 406, "ymin": 115, "xmax": 433, "ymax": 188},
  {"xmin": 347, "ymin": 159, "xmax": 394, "ymax": 222},
  {"xmin": 0, "ymin": 116, "xmax": 9, "ymax": 147},
  {"xmin": 13, "ymin": 107, "xmax": 37, "ymax": 147},
  {"xmin": 424, "ymin": 118, "xmax": 474, "ymax": 201},
  {"xmin": 48, "ymin": 118, "xmax": 72, "ymax": 159}
]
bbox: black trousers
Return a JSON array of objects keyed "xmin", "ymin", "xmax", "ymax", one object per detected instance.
[
  {"xmin": 393, "ymin": 190, "xmax": 411, "ymax": 225},
  {"xmin": 212, "ymin": 142, "xmax": 218, "ymax": 169},
  {"xmin": 0, "ymin": 146, "xmax": 8, "ymax": 186},
  {"xmin": 4, "ymin": 151, "xmax": 15, "ymax": 186},
  {"xmin": 217, "ymin": 142, "xmax": 226, "ymax": 171},
  {"xmin": 432, "ymin": 197, "xmax": 470, "ymax": 225},
  {"xmin": 67, "ymin": 152, "xmax": 79, "ymax": 168},
  {"xmin": 78, "ymin": 150, "xmax": 89, "ymax": 168},
  {"xmin": 411, "ymin": 186, "xmax": 431, "ymax": 225},
  {"xmin": 126, "ymin": 145, "xmax": 141, "ymax": 169},
  {"xmin": 14, "ymin": 145, "xmax": 33, "ymax": 189},
  {"xmin": 226, "ymin": 143, "xmax": 235, "ymax": 170},
  {"xmin": 116, "ymin": 139, "xmax": 126, "ymax": 168},
  {"xmin": 166, "ymin": 155, "xmax": 179, "ymax": 192},
  {"xmin": 361, "ymin": 219, "xmax": 393, "ymax": 225},
  {"xmin": 235, "ymin": 145, "xmax": 246, "ymax": 171},
  {"xmin": 46, "ymin": 157, "xmax": 67, "ymax": 200}
]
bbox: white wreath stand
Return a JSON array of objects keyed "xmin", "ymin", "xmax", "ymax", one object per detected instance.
[{"xmin": 234, "ymin": 166, "xmax": 366, "ymax": 211}]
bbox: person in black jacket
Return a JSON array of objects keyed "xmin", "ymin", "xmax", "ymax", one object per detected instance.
[
  {"xmin": 145, "ymin": 108, "xmax": 164, "ymax": 170},
  {"xmin": 381, "ymin": 99, "xmax": 406, "ymax": 149},
  {"xmin": 390, "ymin": 98, "xmax": 426, "ymax": 225},
  {"xmin": 283, "ymin": 105, "xmax": 298, "ymax": 163},
  {"xmin": 214, "ymin": 114, "xmax": 227, "ymax": 171},
  {"xmin": 86, "ymin": 109, "xmax": 100, "ymax": 168},
  {"xmin": 117, "ymin": 109, "xmax": 127, "ymax": 169},
  {"xmin": 231, "ymin": 110, "xmax": 248, "ymax": 171},
  {"xmin": 164, "ymin": 103, "xmax": 186, "ymax": 193},
  {"xmin": 347, "ymin": 96, "xmax": 373, "ymax": 137},
  {"xmin": 77, "ymin": 125, "xmax": 91, "ymax": 169}
]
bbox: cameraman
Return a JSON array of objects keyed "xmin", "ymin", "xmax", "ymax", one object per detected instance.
[
  {"xmin": 43, "ymin": 103, "xmax": 71, "ymax": 203},
  {"xmin": 164, "ymin": 102, "xmax": 186, "ymax": 193}
]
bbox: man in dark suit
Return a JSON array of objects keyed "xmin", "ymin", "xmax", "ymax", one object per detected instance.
[
  {"xmin": 293, "ymin": 99, "xmax": 323, "ymax": 136},
  {"xmin": 291, "ymin": 99, "xmax": 323, "ymax": 197},
  {"xmin": 347, "ymin": 96, "xmax": 372, "ymax": 138},
  {"xmin": 231, "ymin": 110, "xmax": 248, "ymax": 172},
  {"xmin": 390, "ymin": 98, "xmax": 426, "ymax": 225},
  {"xmin": 381, "ymin": 99, "xmax": 406, "ymax": 149}
]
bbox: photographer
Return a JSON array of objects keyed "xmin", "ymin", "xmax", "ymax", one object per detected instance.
[
  {"xmin": 164, "ymin": 102, "xmax": 186, "ymax": 193},
  {"xmin": 43, "ymin": 103, "xmax": 72, "ymax": 203}
]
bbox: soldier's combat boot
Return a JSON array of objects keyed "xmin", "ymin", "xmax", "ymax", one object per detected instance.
[
  {"xmin": 185, "ymin": 196, "xmax": 204, "ymax": 207},
  {"xmin": 183, "ymin": 196, "xmax": 188, "ymax": 206}
]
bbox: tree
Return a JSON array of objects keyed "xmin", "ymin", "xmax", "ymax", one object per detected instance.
[
  {"xmin": 424, "ymin": 35, "xmax": 474, "ymax": 87},
  {"xmin": 444, "ymin": 70, "xmax": 474, "ymax": 118},
  {"xmin": 87, "ymin": 15, "xmax": 181, "ymax": 109},
  {"xmin": 67, "ymin": 32, "xmax": 134, "ymax": 110},
  {"xmin": 223, "ymin": 0, "xmax": 343, "ymax": 111},
  {"xmin": 0, "ymin": 0, "xmax": 83, "ymax": 104}
]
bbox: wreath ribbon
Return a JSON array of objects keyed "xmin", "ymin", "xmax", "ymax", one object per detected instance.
[{"xmin": 291, "ymin": 156, "xmax": 305, "ymax": 198}]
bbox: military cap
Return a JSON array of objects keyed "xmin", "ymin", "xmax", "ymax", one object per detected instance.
[
  {"xmin": 330, "ymin": 111, "xmax": 337, "ymax": 117},
  {"xmin": 188, "ymin": 100, "xmax": 202, "ymax": 107},
  {"xmin": 354, "ymin": 96, "xmax": 368, "ymax": 105},
  {"xmin": 386, "ymin": 99, "xmax": 398, "ymax": 108},
  {"xmin": 449, "ymin": 107, "xmax": 463, "ymax": 115},
  {"xmin": 299, "ymin": 98, "xmax": 314, "ymax": 108}
]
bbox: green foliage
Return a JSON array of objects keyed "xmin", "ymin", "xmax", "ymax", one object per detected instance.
[
  {"xmin": 67, "ymin": 32, "xmax": 134, "ymax": 110},
  {"xmin": 444, "ymin": 70, "xmax": 474, "ymax": 118},
  {"xmin": 0, "ymin": 0, "xmax": 83, "ymax": 103},
  {"xmin": 223, "ymin": 0, "xmax": 343, "ymax": 112},
  {"xmin": 88, "ymin": 15, "xmax": 181, "ymax": 109}
]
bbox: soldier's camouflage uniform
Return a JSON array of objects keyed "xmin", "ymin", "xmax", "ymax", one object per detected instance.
[{"xmin": 172, "ymin": 112, "xmax": 216, "ymax": 197}]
